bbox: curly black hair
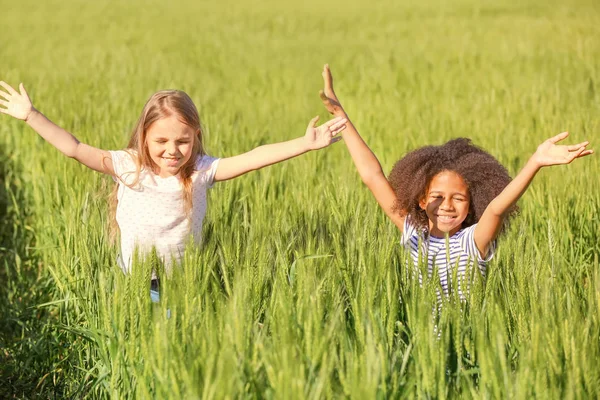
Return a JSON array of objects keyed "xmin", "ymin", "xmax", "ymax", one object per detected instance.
[{"xmin": 388, "ymin": 138, "xmax": 516, "ymax": 231}]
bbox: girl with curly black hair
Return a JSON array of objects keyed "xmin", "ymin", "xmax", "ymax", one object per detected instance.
[{"xmin": 319, "ymin": 65, "xmax": 593, "ymax": 298}]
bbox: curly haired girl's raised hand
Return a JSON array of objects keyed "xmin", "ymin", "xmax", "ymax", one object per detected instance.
[
  {"xmin": 318, "ymin": 65, "xmax": 406, "ymax": 231},
  {"xmin": 532, "ymin": 131, "xmax": 593, "ymax": 167},
  {"xmin": 0, "ymin": 81, "xmax": 34, "ymax": 121},
  {"xmin": 474, "ymin": 132, "xmax": 593, "ymax": 258},
  {"xmin": 319, "ymin": 64, "xmax": 345, "ymax": 117}
]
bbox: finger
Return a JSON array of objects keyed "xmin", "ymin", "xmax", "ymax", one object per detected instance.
[
  {"xmin": 0, "ymin": 108, "xmax": 9, "ymax": 115},
  {"xmin": 19, "ymin": 83, "xmax": 29, "ymax": 98},
  {"xmin": 328, "ymin": 118, "xmax": 348, "ymax": 131},
  {"xmin": 0, "ymin": 90, "xmax": 11, "ymax": 101},
  {"xmin": 572, "ymin": 148, "xmax": 593, "ymax": 159},
  {"xmin": 0, "ymin": 99, "xmax": 8, "ymax": 107},
  {"xmin": 319, "ymin": 90, "xmax": 329, "ymax": 103},
  {"xmin": 567, "ymin": 147, "xmax": 586, "ymax": 162},
  {"xmin": 324, "ymin": 116, "xmax": 345, "ymax": 128},
  {"xmin": 322, "ymin": 64, "xmax": 329, "ymax": 79},
  {"xmin": 330, "ymin": 123, "xmax": 347, "ymax": 134},
  {"xmin": 330, "ymin": 124, "xmax": 347, "ymax": 135},
  {"xmin": 548, "ymin": 131, "xmax": 569, "ymax": 144},
  {"xmin": 0, "ymin": 81, "xmax": 18, "ymax": 96},
  {"xmin": 322, "ymin": 64, "xmax": 333, "ymax": 91},
  {"xmin": 330, "ymin": 136, "xmax": 343, "ymax": 144},
  {"xmin": 308, "ymin": 115, "xmax": 320, "ymax": 128},
  {"xmin": 567, "ymin": 141, "xmax": 589, "ymax": 151}
]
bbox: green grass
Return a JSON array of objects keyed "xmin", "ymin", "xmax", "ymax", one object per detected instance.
[{"xmin": 1, "ymin": 0, "xmax": 599, "ymax": 397}]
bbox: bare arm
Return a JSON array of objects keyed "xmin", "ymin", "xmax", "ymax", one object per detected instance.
[
  {"xmin": 0, "ymin": 81, "xmax": 114, "ymax": 175},
  {"xmin": 214, "ymin": 115, "xmax": 346, "ymax": 182},
  {"xmin": 319, "ymin": 65, "xmax": 405, "ymax": 231},
  {"xmin": 474, "ymin": 132, "xmax": 593, "ymax": 256}
]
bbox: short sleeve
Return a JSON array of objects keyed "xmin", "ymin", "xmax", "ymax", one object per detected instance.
[
  {"xmin": 108, "ymin": 150, "xmax": 138, "ymax": 184},
  {"xmin": 459, "ymin": 224, "xmax": 495, "ymax": 262},
  {"xmin": 195, "ymin": 155, "xmax": 220, "ymax": 188},
  {"xmin": 400, "ymin": 215, "xmax": 418, "ymax": 246}
]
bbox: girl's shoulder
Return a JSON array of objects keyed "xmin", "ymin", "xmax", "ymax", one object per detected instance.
[
  {"xmin": 194, "ymin": 154, "xmax": 220, "ymax": 173},
  {"xmin": 455, "ymin": 223, "xmax": 476, "ymax": 239},
  {"xmin": 401, "ymin": 215, "xmax": 424, "ymax": 244},
  {"xmin": 193, "ymin": 154, "xmax": 220, "ymax": 187},
  {"xmin": 456, "ymin": 223, "xmax": 495, "ymax": 262},
  {"xmin": 109, "ymin": 150, "xmax": 139, "ymax": 177}
]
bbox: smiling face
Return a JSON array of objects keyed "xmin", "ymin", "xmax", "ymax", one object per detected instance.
[
  {"xmin": 419, "ymin": 170, "xmax": 470, "ymax": 237},
  {"xmin": 145, "ymin": 114, "xmax": 196, "ymax": 178}
]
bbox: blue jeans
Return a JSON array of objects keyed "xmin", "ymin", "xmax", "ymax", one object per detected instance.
[
  {"xmin": 150, "ymin": 289, "xmax": 161, "ymax": 303},
  {"xmin": 150, "ymin": 279, "xmax": 161, "ymax": 303},
  {"xmin": 150, "ymin": 279, "xmax": 170, "ymax": 318}
]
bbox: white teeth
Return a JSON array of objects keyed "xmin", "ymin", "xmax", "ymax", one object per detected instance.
[{"xmin": 162, "ymin": 158, "xmax": 179, "ymax": 166}]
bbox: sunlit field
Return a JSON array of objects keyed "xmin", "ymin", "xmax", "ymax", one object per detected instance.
[{"xmin": 1, "ymin": 0, "xmax": 599, "ymax": 397}]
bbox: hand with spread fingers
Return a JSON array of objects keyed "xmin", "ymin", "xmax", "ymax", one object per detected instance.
[
  {"xmin": 211, "ymin": 114, "xmax": 347, "ymax": 182},
  {"xmin": 304, "ymin": 115, "xmax": 346, "ymax": 150},
  {"xmin": 532, "ymin": 132, "xmax": 593, "ymax": 167},
  {"xmin": 473, "ymin": 131, "xmax": 593, "ymax": 256},
  {"xmin": 0, "ymin": 81, "xmax": 115, "ymax": 175},
  {"xmin": 319, "ymin": 64, "xmax": 345, "ymax": 116},
  {"xmin": 0, "ymin": 81, "xmax": 35, "ymax": 121}
]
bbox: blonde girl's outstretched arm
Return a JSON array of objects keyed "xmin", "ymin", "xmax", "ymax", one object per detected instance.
[
  {"xmin": 213, "ymin": 115, "xmax": 347, "ymax": 182},
  {"xmin": 319, "ymin": 64, "xmax": 405, "ymax": 231},
  {"xmin": 0, "ymin": 81, "xmax": 115, "ymax": 175},
  {"xmin": 474, "ymin": 131, "xmax": 593, "ymax": 257}
]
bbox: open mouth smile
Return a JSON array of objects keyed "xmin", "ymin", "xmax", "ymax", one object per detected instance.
[
  {"xmin": 436, "ymin": 215, "xmax": 457, "ymax": 223},
  {"xmin": 162, "ymin": 157, "xmax": 180, "ymax": 166}
]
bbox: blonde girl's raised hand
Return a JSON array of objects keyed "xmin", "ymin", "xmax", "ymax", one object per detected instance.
[
  {"xmin": 474, "ymin": 132, "xmax": 593, "ymax": 258},
  {"xmin": 213, "ymin": 115, "xmax": 346, "ymax": 182},
  {"xmin": 304, "ymin": 115, "xmax": 346, "ymax": 150},
  {"xmin": 0, "ymin": 81, "xmax": 115, "ymax": 175},
  {"xmin": 0, "ymin": 81, "xmax": 34, "ymax": 120}
]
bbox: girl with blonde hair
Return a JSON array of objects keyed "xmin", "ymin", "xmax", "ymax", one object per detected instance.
[{"xmin": 0, "ymin": 81, "xmax": 346, "ymax": 301}]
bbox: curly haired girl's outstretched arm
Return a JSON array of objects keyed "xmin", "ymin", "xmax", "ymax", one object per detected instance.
[
  {"xmin": 474, "ymin": 131, "xmax": 593, "ymax": 257},
  {"xmin": 0, "ymin": 81, "xmax": 115, "ymax": 175},
  {"xmin": 320, "ymin": 65, "xmax": 405, "ymax": 231}
]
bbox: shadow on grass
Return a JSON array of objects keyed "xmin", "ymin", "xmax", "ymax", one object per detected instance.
[{"xmin": 0, "ymin": 152, "xmax": 67, "ymax": 398}]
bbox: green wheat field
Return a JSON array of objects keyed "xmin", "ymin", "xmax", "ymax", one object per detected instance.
[{"xmin": 1, "ymin": 0, "xmax": 599, "ymax": 398}]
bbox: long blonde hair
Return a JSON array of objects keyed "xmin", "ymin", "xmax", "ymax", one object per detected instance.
[{"xmin": 108, "ymin": 90, "xmax": 205, "ymax": 243}]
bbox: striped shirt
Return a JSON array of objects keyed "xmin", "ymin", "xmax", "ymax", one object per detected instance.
[{"xmin": 401, "ymin": 217, "xmax": 495, "ymax": 300}]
